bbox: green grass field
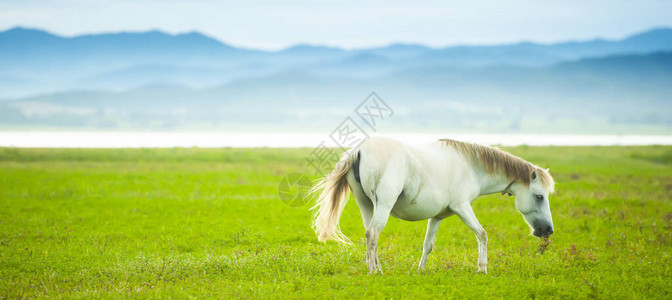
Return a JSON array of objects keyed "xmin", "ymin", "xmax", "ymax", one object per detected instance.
[{"xmin": 1, "ymin": 146, "xmax": 671, "ymax": 298}]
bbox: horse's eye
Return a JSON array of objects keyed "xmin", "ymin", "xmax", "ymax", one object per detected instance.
[{"xmin": 535, "ymin": 195, "xmax": 544, "ymax": 201}]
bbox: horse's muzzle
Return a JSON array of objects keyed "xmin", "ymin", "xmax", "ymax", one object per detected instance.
[{"xmin": 532, "ymin": 220, "xmax": 554, "ymax": 238}]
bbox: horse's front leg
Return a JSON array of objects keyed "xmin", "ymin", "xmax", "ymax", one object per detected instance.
[
  {"xmin": 454, "ymin": 203, "xmax": 488, "ymax": 273},
  {"xmin": 418, "ymin": 217, "xmax": 443, "ymax": 270}
]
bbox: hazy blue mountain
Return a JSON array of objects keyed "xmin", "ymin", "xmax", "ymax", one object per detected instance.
[
  {"xmin": 410, "ymin": 28, "xmax": 672, "ymax": 68},
  {"xmin": 3, "ymin": 27, "xmax": 671, "ymax": 73},
  {"xmin": 2, "ymin": 26, "xmax": 672, "ymax": 98},
  {"xmin": 275, "ymin": 44, "xmax": 347, "ymax": 58},
  {"xmin": 547, "ymin": 29, "xmax": 672, "ymax": 59},
  {"xmin": 299, "ymin": 53, "xmax": 401, "ymax": 78},
  {"xmin": 552, "ymin": 51, "xmax": 672, "ymax": 77},
  {"xmin": 2, "ymin": 27, "xmax": 672, "ymax": 132},
  {"xmin": 78, "ymin": 62, "xmax": 282, "ymax": 91},
  {"xmin": 359, "ymin": 43, "xmax": 433, "ymax": 59},
  {"xmin": 3, "ymin": 51, "xmax": 671, "ymax": 132},
  {"xmin": 0, "ymin": 27, "xmax": 257, "ymax": 84},
  {"xmin": 413, "ymin": 43, "xmax": 559, "ymax": 67},
  {"xmin": 0, "ymin": 27, "xmax": 243, "ymax": 61}
]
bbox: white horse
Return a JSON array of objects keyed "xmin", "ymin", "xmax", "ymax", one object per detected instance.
[{"xmin": 311, "ymin": 137, "xmax": 555, "ymax": 273}]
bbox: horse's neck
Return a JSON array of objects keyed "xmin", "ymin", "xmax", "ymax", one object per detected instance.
[
  {"xmin": 438, "ymin": 143, "xmax": 514, "ymax": 196},
  {"xmin": 475, "ymin": 168, "xmax": 512, "ymax": 196}
]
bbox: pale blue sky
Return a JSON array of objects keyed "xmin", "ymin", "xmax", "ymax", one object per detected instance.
[{"xmin": 1, "ymin": 0, "xmax": 671, "ymax": 50}]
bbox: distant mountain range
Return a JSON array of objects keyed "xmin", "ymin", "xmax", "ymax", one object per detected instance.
[
  {"xmin": 1, "ymin": 27, "xmax": 671, "ymax": 133},
  {"xmin": 2, "ymin": 27, "xmax": 672, "ymax": 94}
]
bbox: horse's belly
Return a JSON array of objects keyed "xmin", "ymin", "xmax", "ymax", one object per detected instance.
[{"xmin": 390, "ymin": 192, "xmax": 448, "ymax": 221}]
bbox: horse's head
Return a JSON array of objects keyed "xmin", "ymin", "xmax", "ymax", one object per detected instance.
[{"xmin": 511, "ymin": 168, "xmax": 555, "ymax": 238}]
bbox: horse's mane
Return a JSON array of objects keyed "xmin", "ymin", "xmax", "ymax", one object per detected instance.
[{"xmin": 439, "ymin": 139, "xmax": 555, "ymax": 193}]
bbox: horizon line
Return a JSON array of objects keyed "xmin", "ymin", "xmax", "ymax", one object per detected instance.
[{"xmin": 1, "ymin": 25, "xmax": 671, "ymax": 52}]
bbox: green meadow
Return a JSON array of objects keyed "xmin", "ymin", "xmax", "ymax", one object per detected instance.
[{"xmin": 1, "ymin": 146, "xmax": 671, "ymax": 298}]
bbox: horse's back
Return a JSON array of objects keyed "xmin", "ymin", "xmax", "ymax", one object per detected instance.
[
  {"xmin": 355, "ymin": 137, "xmax": 476, "ymax": 221},
  {"xmin": 358, "ymin": 136, "xmax": 407, "ymax": 161}
]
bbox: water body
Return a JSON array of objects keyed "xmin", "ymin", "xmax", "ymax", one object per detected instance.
[{"xmin": 1, "ymin": 132, "xmax": 671, "ymax": 148}]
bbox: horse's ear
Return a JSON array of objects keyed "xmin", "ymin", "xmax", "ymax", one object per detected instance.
[{"xmin": 530, "ymin": 170, "xmax": 538, "ymax": 182}]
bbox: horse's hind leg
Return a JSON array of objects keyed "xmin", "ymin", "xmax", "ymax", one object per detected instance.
[
  {"xmin": 358, "ymin": 148, "xmax": 406, "ymax": 274},
  {"xmin": 363, "ymin": 172, "xmax": 403, "ymax": 274},
  {"xmin": 347, "ymin": 171, "xmax": 373, "ymax": 229},
  {"xmin": 418, "ymin": 217, "xmax": 443, "ymax": 270},
  {"xmin": 349, "ymin": 170, "xmax": 386, "ymax": 273},
  {"xmin": 365, "ymin": 202, "xmax": 393, "ymax": 273}
]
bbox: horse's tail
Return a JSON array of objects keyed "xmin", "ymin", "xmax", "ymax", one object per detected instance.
[{"xmin": 310, "ymin": 149, "xmax": 359, "ymax": 245}]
